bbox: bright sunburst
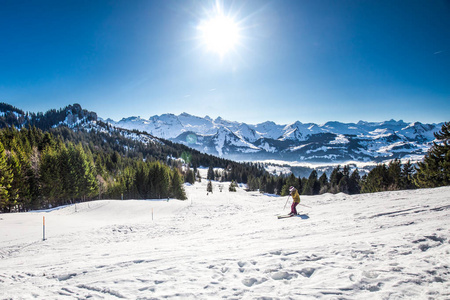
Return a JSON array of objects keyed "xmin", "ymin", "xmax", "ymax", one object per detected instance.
[
  {"xmin": 197, "ymin": 2, "xmax": 243, "ymax": 58},
  {"xmin": 198, "ymin": 15, "xmax": 240, "ymax": 56}
]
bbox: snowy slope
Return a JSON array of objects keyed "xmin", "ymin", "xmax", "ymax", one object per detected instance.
[
  {"xmin": 1, "ymin": 179, "xmax": 449, "ymax": 299},
  {"xmin": 106, "ymin": 114, "xmax": 444, "ymax": 163}
]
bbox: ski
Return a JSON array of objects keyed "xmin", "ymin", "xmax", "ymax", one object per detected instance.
[
  {"xmin": 277, "ymin": 214, "xmax": 310, "ymax": 220},
  {"xmin": 277, "ymin": 214, "xmax": 294, "ymax": 219}
]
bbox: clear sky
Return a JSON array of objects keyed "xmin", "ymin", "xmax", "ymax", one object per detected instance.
[{"xmin": 1, "ymin": 0, "xmax": 449, "ymax": 125}]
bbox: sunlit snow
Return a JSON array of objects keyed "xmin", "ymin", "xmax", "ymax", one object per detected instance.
[{"xmin": 1, "ymin": 173, "xmax": 449, "ymax": 299}]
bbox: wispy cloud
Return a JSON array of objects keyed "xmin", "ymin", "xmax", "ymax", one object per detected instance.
[{"xmin": 433, "ymin": 50, "xmax": 445, "ymax": 55}]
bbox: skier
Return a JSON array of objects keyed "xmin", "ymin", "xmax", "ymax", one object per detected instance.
[{"xmin": 289, "ymin": 186, "xmax": 300, "ymax": 216}]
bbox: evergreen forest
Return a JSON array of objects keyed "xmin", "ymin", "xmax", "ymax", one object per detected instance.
[{"xmin": 0, "ymin": 125, "xmax": 268, "ymax": 212}]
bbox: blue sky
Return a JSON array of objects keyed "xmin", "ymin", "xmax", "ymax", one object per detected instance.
[{"xmin": 1, "ymin": 0, "xmax": 449, "ymax": 125}]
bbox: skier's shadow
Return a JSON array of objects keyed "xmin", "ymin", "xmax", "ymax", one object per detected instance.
[{"xmin": 297, "ymin": 214, "xmax": 310, "ymax": 219}]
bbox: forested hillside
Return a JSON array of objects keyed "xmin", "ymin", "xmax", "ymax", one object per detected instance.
[
  {"xmin": 0, "ymin": 103, "xmax": 272, "ymax": 212},
  {"xmin": 0, "ymin": 124, "xmax": 273, "ymax": 212},
  {"xmin": 0, "ymin": 103, "xmax": 448, "ymax": 213}
]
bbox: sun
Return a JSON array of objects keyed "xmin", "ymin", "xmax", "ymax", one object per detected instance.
[{"xmin": 198, "ymin": 14, "xmax": 241, "ymax": 57}]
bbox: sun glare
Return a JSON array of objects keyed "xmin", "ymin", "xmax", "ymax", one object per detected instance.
[{"xmin": 198, "ymin": 15, "xmax": 240, "ymax": 57}]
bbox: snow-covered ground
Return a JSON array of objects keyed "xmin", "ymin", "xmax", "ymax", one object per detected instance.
[{"xmin": 1, "ymin": 179, "xmax": 449, "ymax": 299}]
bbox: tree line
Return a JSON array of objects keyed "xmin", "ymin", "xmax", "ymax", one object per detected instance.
[
  {"xmin": 0, "ymin": 124, "xmax": 271, "ymax": 212},
  {"xmin": 0, "ymin": 126, "xmax": 189, "ymax": 212}
]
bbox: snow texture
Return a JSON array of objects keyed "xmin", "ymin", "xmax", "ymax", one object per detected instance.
[{"xmin": 1, "ymin": 178, "xmax": 449, "ymax": 299}]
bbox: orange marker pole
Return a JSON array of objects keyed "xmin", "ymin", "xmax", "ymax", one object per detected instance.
[{"xmin": 43, "ymin": 216, "xmax": 46, "ymax": 241}]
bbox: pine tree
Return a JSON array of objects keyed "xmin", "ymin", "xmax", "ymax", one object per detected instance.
[
  {"xmin": 207, "ymin": 166, "xmax": 214, "ymax": 181},
  {"xmin": 0, "ymin": 141, "xmax": 13, "ymax": 212},
  {"xmin": 361, "ymin": 164, "xmax": 389, "ymax": 193},
  {"xmin": 260, "ymin": 175, "xmax": 267, "ymax": 193},
  {"xmin": 74, "ymin": 143, "xmax": 97, "ymax": 201},
  {"xmin": 151, "ymin": 162, "xmax": 170, "ymax": 199},
  {"xmin": 338, "ymin": 176, "xmax": 349, "ymax": 194},
  {"xmin": 171, "ymin": 169, "xmax": 187, "ymax": 200},
  {"xmin": 415, "ymin": 122, "xmax": 450, "ymax": 188},
  {"xmin": 60, "ymin": 144, "xmax": 76, "ymax": 202},
  {"xmin": 147, "ymin": 163, "xmax": 157, "ymax": 199},
  {"xmin": 8, "ymin": 137, "xmax": 32, "ymax": 210},
  {"xmin": 229, "ymin": 180, "xmax": 237, "ymax": 192},
  {"xmin": 185, "ymin": 168, "xmax": 195, "ymax": 184},
  {"xmin": 207, "ymin": 180, "xmax": 213, "ymax": 193},
  {"xmin": 337, "ymin": 165, "xmax": 351, "ymax": 194},
  {"xmin": 303, "ymin": 170, "xmax": 320, "ymax": 195},
  {"xmin": 196, "ymin": 170, "xmax": 202, "ymax": 182},
  {"xmin": 266, "ymin": 177, "xmax": 275, "ymax": 194},
  {"xmin": 318, "ymin": 173, "xmax": 329, "ymax": 194},
  {"xmin": 159, "ymin": 163, "xmax": 171, "ymax": 199},
  {"xmin": 246, "ymin": 175, "xmax": 259, "ymax": 191},
  {"xmin": 387, "ymin": 159, "xmax": 402, "ymax": 190},
  {"xmin": 329, "ymin": 165, "xmax": 343, "ymax": 193},
  {"xmin": 97, "ymin": 174, "xmax": 107, "ymax": 200},
  {"xmin": 40, "ymin": 146, "xmax": 61, "ymax": 207},
  {"xmin": 135, "ymin": 163, "xmax": 147, "ymax": 198},
  {"xmin": 401, "ymin": 160, "xmax": 415, "ymax": 189},
  {"xmin": 342, "ymin": 165, "xmax": 350, "ymax": 178},
  {"xmin": 6, "ymin": 152, "xmax": 20, "ymax": 211},
  {"xmin": 281, "ymin": 173, "xmax": 298, "ymax": 196},
  {"xmin": 28, "ymin": 147, "xmax": 42, "ymax": 210},
  {"xmin": 348, "ymin": 169, "xmax": 361, "ymax": 194},
  {"xmin": 276, "ymin": 177, "xmax": 284, "ymax": 195}
]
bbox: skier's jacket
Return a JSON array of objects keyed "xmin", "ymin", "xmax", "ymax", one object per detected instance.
[{"xmin": 291, "ymin": 189, "xmax": 300, "ymax": 203}]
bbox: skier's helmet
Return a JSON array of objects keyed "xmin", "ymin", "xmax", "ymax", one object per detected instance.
[{"xmin": 289, "ymin": 186, "xmax": 295, "ymax": 193}]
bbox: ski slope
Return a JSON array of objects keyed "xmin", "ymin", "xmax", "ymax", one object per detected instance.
[{"xmin": 1, "ymin": 180, "xmax": 449, "ymax": 299}]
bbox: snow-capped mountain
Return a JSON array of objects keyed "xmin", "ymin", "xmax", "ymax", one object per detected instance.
[
  {"xmin": 106, "ymin": 113, "xmax": 444, "ymax": 163},
  {"xmin": 1, "ymin": 102, "xmax": 442, "ymax": 164}
]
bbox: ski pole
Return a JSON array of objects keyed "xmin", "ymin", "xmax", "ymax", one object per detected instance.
[{"xmin": 283, "ymin": 195, "xmax": 291, "ymax": 210}]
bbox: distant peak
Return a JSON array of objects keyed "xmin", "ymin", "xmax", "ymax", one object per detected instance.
[
  {"xmin": 104, "ymin": 118, "xmax": 117, "ymax": 123},
  {"xmin": 258, "ymin": 120, "xmax": 278, "ymax": 127},
  {"xmin": 289, "ymin": 121, "xmax": 304, "ymax": 127},
  {"xmin": 382, "ymin": 119, "xmax": 406, "ymax": 126},
  {"xmin": 121, "ymin": 116, "xmax": 142, "ymax": 121},
  {"xmin": 160, "ymin": 113, "xmax": 176, "ymax": 118}
]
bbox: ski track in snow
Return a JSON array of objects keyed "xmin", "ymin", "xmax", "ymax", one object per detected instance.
[{"xmin": 1, "ymin": 182, "xmax": 449, "ymax": 299}]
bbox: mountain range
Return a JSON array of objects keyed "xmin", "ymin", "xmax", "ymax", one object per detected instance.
[
  {"xmin": 105, "ymin": 113, "xmax": 443, "ymax": 163},
  {"xmin": 0, "ymin": 102, "xmax": 443, "ymax": 164}
]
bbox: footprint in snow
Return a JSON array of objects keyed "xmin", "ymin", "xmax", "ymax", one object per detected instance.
[
  {"xmin": 271, "ymin": 271, "xmax": 295, "ymax": 280},
  {"xmin": 298, "ymin": 267, "xmax": 316, "ymax": 278},
  {"xmin": 242, "ymin": 278, "xmax": 258, "ymax": 287}
]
